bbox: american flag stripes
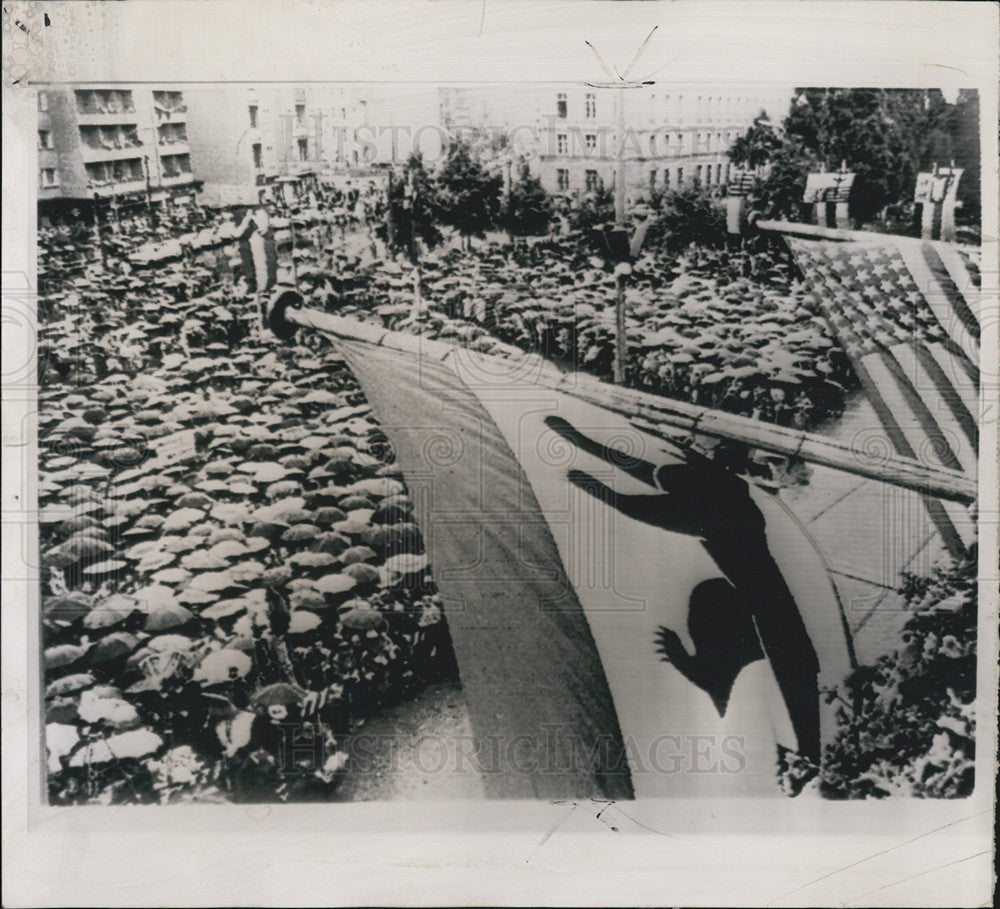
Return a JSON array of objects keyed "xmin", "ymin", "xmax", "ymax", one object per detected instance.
[{"xmin": 786, "ymin": 236, "xmax": 979, "ymax": 557}]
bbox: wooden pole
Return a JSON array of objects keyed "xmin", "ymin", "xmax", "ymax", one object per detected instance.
[{"xmin": 282, "ymin": 307, "xmax": 977, "ymax": 505}]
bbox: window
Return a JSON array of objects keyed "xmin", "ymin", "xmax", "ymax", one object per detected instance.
[
  {"xmin": 695, "ymin": 164, "xmax": 703, "ymax": 184},
  {"xmin": 556, "ymin": 93, "xmax": 567, "ymax": 119},
  {"xmin": 716, "ymin": 163, "xmax": 723, "ymax": 184},
  {"xmin": 649, "ymin": 169, "xmax": 657, "ymax": 189},
  {"xmin": 676, "ymin": 166, "xmax": 683, "ymax": 184},
  {"xmin": 248, "ymin": 105, "xmax": 258, "ymax": 128},
  {"xmin": 585, "ymin": 169, "xmax": 600, "ymax": 193},
  {"xmin": 295, "ymin": 103, "xmax": 306, "ymax": 127},
  {"xmin": 557, "ymin": 168, "xmax": 570, "ymax": 191},
  {"xmin": 663, "ymin": 168, "xmax": 670, "ymax": 188},
  {"xmin": 585, "ymin": 93, "xmax": 596, "ymax": 118},
  {"xmin": 297, "ymin": 137, "xmax": 308, "ymax": 161},
  {"xmin": 39, "ymin": 168, "xmax": 58, "ymax": 187},
  {"xmin": 584, "ymin": 133, "xmax": 597, "ymax": 153},
  {"xmin": 649, "ymin": 134, "xmax": 657, "ymax": 155},
  {"xmin": 252, "ymin": 143, "xmax": 263, "ymax": 169},
  {"xmin": 556, "ymin": 133, "xmax": 568, "ymax": 154},
  {"xmin": 38, "ymin": 130, "xmax": 52, "ymax": 149},
  {"xmin": 38, "ymin": 91, "xmax": 49, "ymax": 112}
]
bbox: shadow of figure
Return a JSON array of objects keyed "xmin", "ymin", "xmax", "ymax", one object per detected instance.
[
  {"xmin": 655, "ymin": 578, "xmax": 765, "ymax": 717},
  {"xmin": 544, "ymin": 415, "xmax": 822, "ymax": 764}
]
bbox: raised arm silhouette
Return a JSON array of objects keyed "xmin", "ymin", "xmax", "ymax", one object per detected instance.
[{"xmin": 545, "ymin": 415, "xmax": 822, "ymax": 764}]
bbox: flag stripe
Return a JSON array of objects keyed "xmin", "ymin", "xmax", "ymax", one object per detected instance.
[
  {"xmin": 925, "ymin": 342, "xmax": 979, "ymax": 415},
  {"xmin": 920, "ymin": 242, "xmax": 981, "ymax": 341},
  {"xmin": 848, "ymin": 355, "xmax": 967, "ymax": 559},
  {"xmin": 875, "ymin": 350, "xmax": 965, "ymax": 473},
  {"xmin": 895, "ymin": 241, "xmax": 979, "ymax": 361},
  {"xmin": 910, "ymin": 344, "xmax": 978, "ymax": 452}
]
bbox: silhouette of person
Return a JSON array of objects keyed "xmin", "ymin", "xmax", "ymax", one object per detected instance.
[{"xmin": 544, "ymin": 414, "xmax": 822, "ymax": 764}]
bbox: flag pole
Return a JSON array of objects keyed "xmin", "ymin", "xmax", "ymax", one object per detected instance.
[{"xmin": 272, "ymin": 306, "xmax": 977, "ymax": 506}]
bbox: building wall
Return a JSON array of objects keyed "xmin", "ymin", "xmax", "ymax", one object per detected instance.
[
  {"xmin": 36, "ymin": 84, "xmax": 197, "ymax": 206},
  {"xmin": 186, "ymin": 84, "xmax": 378, "ymax": 207},
  {"xmin": 530, "ymin": 84, "xmax": 789, "ymax": 201}
]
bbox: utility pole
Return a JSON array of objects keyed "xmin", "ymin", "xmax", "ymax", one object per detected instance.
[
  {"xmin": 613, "ymin": 84, "xmax": 628, "ymax": 385},
  {"xmin": 585, "ymin": 26, "xmax": 658, "ymax": 385}
]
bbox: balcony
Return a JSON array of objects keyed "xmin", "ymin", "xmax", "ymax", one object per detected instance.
[
  {"xmin": 157, "ymin": 140, "xmax": 190, "ymax": 155},
  {"xmin": 79, "ymin": 143, "xmax": 149, "ymax": 163},
  {"xmin": 88, "ymin": 178, "xmax": 147, "ymax": 198},
  {"xmin": 160, "ymin": 173, "xmax": 197, "ymax": 187}
]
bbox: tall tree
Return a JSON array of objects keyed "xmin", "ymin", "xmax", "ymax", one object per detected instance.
[
  {"xmin": 383, "ymin": 152, "xmax": 444, "ymax": 262},
  {"xmin": 435, "ymin": 139, "xmax": 503, "ymax": 249},
  {"xmin": 502, "ymin": 158, "xmax": 554, "ymax": 237},
  {"xmin": 727, "ymin": 111, "xmax": 782, "ymax": 170}
]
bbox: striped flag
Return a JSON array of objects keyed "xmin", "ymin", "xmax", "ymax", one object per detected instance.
[
  {"xmin": 236, "ymin": 208, "xmax": 278, "ymax": 294},
  {"xmin": 785, "ymin": 236, "xmax": 979, "ymax": 557}
]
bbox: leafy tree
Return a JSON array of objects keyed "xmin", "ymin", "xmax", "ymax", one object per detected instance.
[
  {"xmin": 502, "ymin": 158, "xmax": 554, "ymax": 237},
  {"xmin": 727, "ymin": 111, "xmax": 782, "ymax": 170},
  {"xmin": 435, "ymin": 139, "xmax": 502, "ymax": 249},
  {"xmin": 949, "ymin": 89, "xmax": 981, "ymax": 227},
  {"xmin": 565, "ymin": 184, "xmax": 615, "ymax": 233},
  {"xmin": 746, "ymin": 137, "xmax": 821, "ymax": 222},
  {"xmin": 645, "ymin": 183, "xmax": 726, "ymax": 252},
  {"xmin": 383, "ymin": 153, "xmax": 444, "ymax": 262},
  {"xmin": 781, "ymin": 88, "xmax": 973, "ymax": 226},
  {"xmin": 809, "ymin": 555, "xmax": 977, "ymax": 798}
]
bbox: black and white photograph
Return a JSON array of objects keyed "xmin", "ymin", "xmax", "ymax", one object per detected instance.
[{"xmin": 3, "ymin": 1, "xmax": 997, "ymax": 906}]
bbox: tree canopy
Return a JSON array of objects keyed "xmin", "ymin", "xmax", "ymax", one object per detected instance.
[
  {"xmin": 733, "ymin": 89, "xmax": 981, "ymax": 231},
  {"xmin": 502, "ymin": 158, "xmax": 554, "ymax": 237},
  {"xmin": 384, "ymin": 153, "xmax": 444, "ymax": 262},
  {"xmin": 435, "ymin": 140, "xmax": 503, "ymax": 245}
]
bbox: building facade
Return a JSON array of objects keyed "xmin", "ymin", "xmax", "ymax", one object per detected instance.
[
  {"xmin": 532, "ymin": 85, "xmax": 790, "ymax": 200},
  {"xmin": 185, "ymin": 85, "xmax": 376, "ymax": 208},
  {"xmin": 37, "ymin": 85, "xmax": 198, "ymax": 215}
]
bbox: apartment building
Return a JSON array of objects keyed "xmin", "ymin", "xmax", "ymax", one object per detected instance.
[
  {"xmin": 535, "ymin": 85, "xmax": 790, "ymax": 199},
  {"xmin": 37, "ymin": 85, "xmax": 198, "ymax": 216}
]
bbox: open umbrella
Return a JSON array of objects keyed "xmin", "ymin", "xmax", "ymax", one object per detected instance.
[{"xmin": 251, "ymin": 682, "xmax": 307, "ymax": 708}]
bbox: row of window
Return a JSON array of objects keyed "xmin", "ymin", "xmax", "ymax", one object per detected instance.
[
  {"xmin": 556, "ymin": 169, "xmax": 603, "ymax": 193},
  {"xmin": 158, "ymin": 122, "xmax": 189, "ymax": 145},
  {"xmin": 160, "ymin": 152, "xmax": 192, "ymax": 178},
  {"xmin": 249, "ymin": 102, "xmax": 357, "ymax": 130},
  {"xmin": 649, "ymin": 162, "xmax": 730, "ymax": 188},
  {"xmin": 555, "ymin": 92, "xmax": 597, "ymax": 119},
  {"xmin": 555, "ymin": 92, "xmax": 765, "ymax": 123},
  {"xmin": 78, "ymin": 124, "xmax": 143, "ymax": 152},
  {"xmin": 75, "ymin": 89, "xmax": 136, "ymax": 116},
  {"xmin": 553, "ymin": 161, "xmax": 732, "ymax": 193},
  {"xmin": 554, "ymin": 129, "xmax": 738, "ymax": 156},
  {"xmin": 153, "ymin": 92, "xmax": 187, "ymax": 120},
  {"xmin": 86, "ymin": 158, "xmax": 145, "ymax": 184}
]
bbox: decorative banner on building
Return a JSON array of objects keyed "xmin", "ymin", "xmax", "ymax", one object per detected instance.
[
  {"xmin": 914, "ymin": 168, "xmax": 963, "ymax": 204},
  {"xmin": 803, "ymin": 172, "xmax": 855, "ymax": 204}
]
